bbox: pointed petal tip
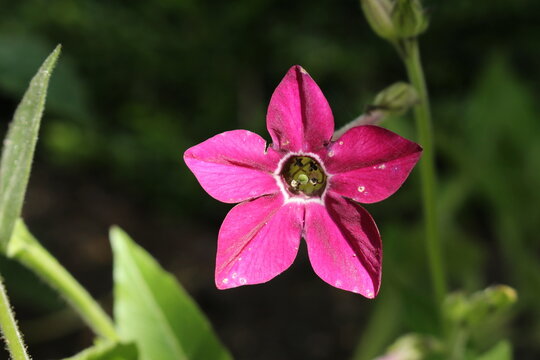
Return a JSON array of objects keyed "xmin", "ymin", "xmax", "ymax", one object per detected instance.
[
  {"xmin": 288, "ymin": 64, "xmax": 305, "ymax": 73},
  {"xmin": 328, "ymin": 277, "xmax": 380, "ymax": 298},
  {"xmin": 215, "ymin": 272, "xmax": 264, "ymax": 290},
  {"xmin": 267, "ymin": 65, "xmax": 334, "ymax": 152},
  {"xmin": 215, "ymin": 276, "xmax": 236, "ymax": 290}
]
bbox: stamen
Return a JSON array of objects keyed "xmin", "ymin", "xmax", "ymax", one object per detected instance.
[{"xmin": 281, "ymin": 155, "xmax": 327, "ymax": 197}]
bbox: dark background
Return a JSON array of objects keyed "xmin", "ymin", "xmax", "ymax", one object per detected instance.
[{"xmin": 1, "ymin": 0, "xmax": 539, "ymax": 359}]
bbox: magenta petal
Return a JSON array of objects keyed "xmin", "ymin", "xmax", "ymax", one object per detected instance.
[
  {"xmin": 304, "ymin": 193, "xmax": 382, "ymax": 297},
  {"xmin": 184, "ymin": 130, "xmax": 282, "ymax": 203},
  {"xmin": 266, "ymin": 65, "xmax": 334, "ymax": 153},
  {"xmin": 327, "ymin": 125, "xmax": 422, "ymax": 203},
  {"xmin": 215, "ymin": 194, "xmax": 304, "ymax": 289}
]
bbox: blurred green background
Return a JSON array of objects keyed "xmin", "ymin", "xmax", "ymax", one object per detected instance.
[{"xmin": 1, "ymin": 0, "xmax": 539, "ymax": 359}]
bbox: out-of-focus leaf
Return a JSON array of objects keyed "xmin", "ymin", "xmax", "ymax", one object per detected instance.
[
  {"xmin": 476, "ymin": 340, "xmax": 512, "ymax": 360},
  {"xmin": 450, "ymin": 55, "xmax": 540, "ymax": 308},
  {"xmin": 0, "ymin": 45, "xmax": 60, "ymax": 251},
  {"xmin": 351, "ymin": 288, "xmax": 402, "ymax": 360},
  {"xmin": 110, "ymin": 226, "xmax": 232, "ymax": 360},
  {"xmin": 63, "ymin": 341, "xmax": 137, "ymax": 360},
  {"xmin": 0, "ymin": 35, "xmax": 91, "ymax": 120}
]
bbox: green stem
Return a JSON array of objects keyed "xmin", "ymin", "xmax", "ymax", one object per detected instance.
[
  {"xmin": 399, "ymin": 39, "xmax": 446, "ymax": 324},
  {"xmin": 0, "ymin": 276, "xmax": 31, "ymax": 360},
  {"xmin": 7, "ymin": 220, "xmax": 118, "ymax": 341}
]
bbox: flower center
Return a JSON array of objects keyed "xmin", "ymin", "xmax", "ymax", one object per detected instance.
[{"xmin": 281, "ymin": 156, "xmax": 327, "ymax": 197}]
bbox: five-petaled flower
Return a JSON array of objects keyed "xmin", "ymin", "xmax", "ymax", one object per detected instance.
[{"xmin": 184, "ymin": 66, "xmax": 421, "ymax": 298}]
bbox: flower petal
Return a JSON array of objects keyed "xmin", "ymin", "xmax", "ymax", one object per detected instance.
[
  {"xmin": 184, "ymin": 130, "xmax": 282, "ymax": 203},
  {"xmin": 304, "ymin": 193, "xmax": 382, "ymax": 297},
  {"xmin": 266, "ymin": 65, "xmax": 334, "ymax": 153},
  {"xmin": 215, "ymin": 193, "xmax": 304, "ymax": 289},
  {"xmin": 326, "ymin": 125, "xmax": 422, "ymax": 203}
]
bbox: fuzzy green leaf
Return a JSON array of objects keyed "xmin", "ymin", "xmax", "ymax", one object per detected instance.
[
  {"xmin": 110, "ymin": 226, "xmax": 232, "ymax": 360},
  {"xmin": 0, "ymin": 45, "xmax": 61, "ymax": 251}
]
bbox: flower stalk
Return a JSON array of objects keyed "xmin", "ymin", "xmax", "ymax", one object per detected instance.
[
  {"xmin": 0, "ymin": 277, "xmax": 31, "ymax": 360},
  {"xmin": 361, "ymin": 0, "xmax": 446, "ymax": 328},
  {"xmin": 7, "ymin": 220, "xmax": 118, "ymax": 341},
  {"xmin": 400, "ymin": 38, "xmax": 446, "ymax": 322}
]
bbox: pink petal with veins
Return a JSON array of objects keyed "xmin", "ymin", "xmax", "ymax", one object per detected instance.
[
  {"xmin": 266, "ymin": 65, "xmax": 334, "ymax": 153},
  {"xmin": 184, "ymin": 130, "xmax": 282, "ymax": 203},
  {"xmin": 326, "ymin": 125, "xmax": 422, "ymax": 203},
  {"xmin": 304, "ymin": 192, "xmax": 382, "ymax": 297},
  {"xmin": 216, "ymin": 194, "xmax": 304, "ymax": 289}
]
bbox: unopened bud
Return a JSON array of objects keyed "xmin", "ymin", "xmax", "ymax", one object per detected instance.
[
  {"xmin": 375, "ymin": 334, "xmax": 443, "ymax": 360},
  {"xmin": 333, "ymin": 82, "xmax": 417, "ymax": 141},
  {"xmin": 392, "ymin": 0, "xmax": 429, "ymax": 38},
  {"xmin": 474, "ymin": 285, "xmax": 517, "ymax": 311},
  {"xmin": 443, "ymin": 285, "xmax": 518, "ymax": 327},
  {"xmin": 372, "ymin": 82, "xmax": 419, "ymax": 116},
  {"xmin": 360, "ymin": 0, "xmax": 397, "ymax": 40}
]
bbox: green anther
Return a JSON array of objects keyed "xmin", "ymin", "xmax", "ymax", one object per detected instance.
[{"xmin": 282, "ymin": 156, "xmax": 327, "ymax": 197}]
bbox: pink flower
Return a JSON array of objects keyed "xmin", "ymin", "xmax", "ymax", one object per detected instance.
[{"xmin": 184, "ymin": 66, "xmax": 421, "ymax": 297}]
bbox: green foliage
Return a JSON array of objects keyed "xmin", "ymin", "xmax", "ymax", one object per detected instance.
[
  {"xmin": 63, "ymin": 341, "xmax": 138, "ymax": 360},
  {"xmin": 0, "ymin": 45, "xmax": 60, "ymax": 251},
  {"xmin": 439, "ymin": 54, "xmax": 540, "ymax": 344},
  {"xmin": 1, "ymin": 1, "xmax": 540, "ymax": 358},
  {"xmin": 110, "ymin": 227, "xmax": 232, "ymax": 360},
  {"xmin": 477, "ymin": 341, "xmax": 512, "ymax": 360}
]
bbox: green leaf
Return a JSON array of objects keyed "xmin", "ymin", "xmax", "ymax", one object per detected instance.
[
  {"xmin": 0, "ymin": 45, "xmax": 61, "ymax": 252},
  {"xmin": 110, "ymin": 227, "xmax": 232, "ymax": 360},
  {"xmin": 63, "ymin": 341, "xmax": 137, "ymax": 360},
  {"xmin": 476, "ymin": 340, "xmax": 512, "ymax": 360}
]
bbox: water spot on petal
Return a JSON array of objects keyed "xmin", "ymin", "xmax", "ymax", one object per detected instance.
[
  {"xmin": 238, "ymin": 257, "xmax": 242, "ymax": 261},
  {"xmin": 239, "ymin": 277, "xmax": 247, "ymax": 285},
  {"xmin": 377, "ymin": 164, "xmax": 386, "ymax": 170},
  {"xmin": 352, "ymin": 254, "xmax": 357, "ymax": 258},
  {"xmin": 232, "ymin": 272, "xmax": 238, "ymax": 279},
  {"xmin": 352, "ymin": 287, "xmax": 360, "ymax": 294},
  {"xmin": 222, "ymin": 278, "xmax": 229, "ymax": 284},
  {"xmin": 328, "ymin": 150, "xmax": 335, "ymax": 157},
  {"xmin": 339, "ymin": 141, "xmax": 344, "ymax": 146},
  {"xmin": 282, "ymin": 140, "xmax": 290, "ymax": 146},
  {"xmin": 357, "ymin": 186, "xmax": 365, "ymax": 193},
  {"xmin": 366, "ymin": 289, "xmax": 374, "ymax": 298}
]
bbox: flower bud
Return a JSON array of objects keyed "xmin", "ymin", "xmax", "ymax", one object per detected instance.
[
  {"xmin": 375, "ymin": 334, "xmax": 443, "ymax": 360},
  {"xmin": 392, "ymin": 0, "xmax": 429, "ymax": 38},
  {"xmin": 443, "ymin": 285, "xmax": 518, "ymax": 327},
  {"xmin": 372, "ymin": 82, "xmax": 419, "ymax": 116},
  {"xmin": 360, "ymin": 0, "xmax": 397, "ymax": 40}
]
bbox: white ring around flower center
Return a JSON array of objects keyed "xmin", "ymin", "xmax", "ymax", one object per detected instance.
[{"xmin": 273, "ymin": 151, "xmax": 332, "ymax": 205}]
